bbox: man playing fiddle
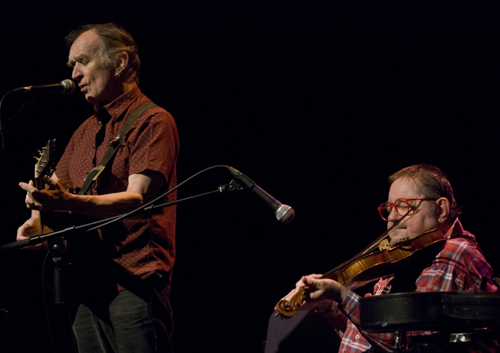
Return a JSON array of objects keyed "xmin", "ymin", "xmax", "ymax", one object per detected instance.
[{"xmin": 273, "ymin": 164, "xmax": 498, "ymax": 352}]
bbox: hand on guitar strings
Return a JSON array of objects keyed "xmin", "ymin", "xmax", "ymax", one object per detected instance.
[{"xmin": 19, "ymin": 175, "xmax": 70, "ymax": 212}]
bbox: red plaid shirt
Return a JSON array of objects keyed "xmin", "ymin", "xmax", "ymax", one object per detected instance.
[{"xmin": 321, "ymin": 219, "xmax": 498, "ymax": 352}]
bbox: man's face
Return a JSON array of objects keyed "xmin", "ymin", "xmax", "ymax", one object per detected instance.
[
  {"xmin": 386, "ymin": 177, "xmax": 440, "ymax": 243},
  {"xmin": 68, "ymin": 29, "xmax": 117, "ymax": 105}
]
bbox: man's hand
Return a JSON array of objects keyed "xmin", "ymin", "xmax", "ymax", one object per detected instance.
[
  {"xmin": 17, "ymin": 212, "xmax": 42, "ymax": 240},
  {"xmin": 277, "ymin": 273, "xmax": 349, "ymax": 313},
  {"xmin": 16, "ymin": 210, "xmax": 43, "ymax": 250},
  {"xmin": 297, "ymin": 274, "xmax": 349, "ymax": 308},
  {"xmin": 19, "ymin": 176, "xmax": 71, "ymax": 211}
]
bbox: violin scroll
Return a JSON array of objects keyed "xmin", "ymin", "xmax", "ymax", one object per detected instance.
[{"xmin": 276, "ymin": 287, "xmax": 306, "ymax": 317}]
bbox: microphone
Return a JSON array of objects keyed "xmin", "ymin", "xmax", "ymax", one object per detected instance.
[
  {"xmin": 228, "ymin": 166, "xmax": 295, "ymax": 224},
  {"xmin": 13, "ymin": 79, "xmax": 76, "ymax": 95}
]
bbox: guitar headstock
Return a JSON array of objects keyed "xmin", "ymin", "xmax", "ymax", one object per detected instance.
[{"xmin": 34, "ymin": 139, "xmax": 56, "ymax": 189}]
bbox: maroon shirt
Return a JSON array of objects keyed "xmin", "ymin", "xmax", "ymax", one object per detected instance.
[{"xmin": 55, "ymin": 86, "xmax": 179, "ymax": 290}]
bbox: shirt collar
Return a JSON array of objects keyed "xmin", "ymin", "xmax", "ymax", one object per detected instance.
[
  {"xmin": 93, "ymin": 85, "xmax": 142, "ymax": 122},
  {"xmin": 443, "ymin": 217, "xmax": 476, "ymax": 242}
]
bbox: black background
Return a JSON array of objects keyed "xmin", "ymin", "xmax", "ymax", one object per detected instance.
[{"xmin": 0, "ymin": 1, "xmax": 500, "ymax": 352}]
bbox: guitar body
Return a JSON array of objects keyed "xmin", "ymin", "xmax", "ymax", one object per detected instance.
[{"xmin": 33, "ymin": 140, "xmax": 75, "ymax": 249}]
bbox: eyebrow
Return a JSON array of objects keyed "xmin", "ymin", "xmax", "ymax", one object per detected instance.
[{"xmin": 66, "ymin": 54, "xmax": 89, "ymax": 68}]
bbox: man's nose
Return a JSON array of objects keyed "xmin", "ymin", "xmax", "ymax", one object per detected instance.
[
  {"xmin": 387, "ymin": 208, "xmax": 401, "ymax": 223},
  {"xmin": 71, "ymin": 65, "xmax": 82, "ymax": 81}
]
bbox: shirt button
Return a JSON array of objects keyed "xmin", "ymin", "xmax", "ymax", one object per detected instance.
[
  {"xmin": 92, "ymin": 145, "xmax": 96, "ymax": 149},
  {"xmin": 355, "ymin": 334, "xmax": 360, "ymax": 339},
  {"xmin": 84, "ymin": 171, "xmax": 88, "ymax": 175}
]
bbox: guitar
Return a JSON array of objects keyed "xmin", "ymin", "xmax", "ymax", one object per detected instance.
[
  {"xmin": 34, "ymin": 139, "xmax": 56, "ymax": 191},
  {"xmin": 33, "ymin": 140, "xmax": 72, "ymax": 256},
  {"xmin": 32, "ymin": 140, "xmax": 92, "ymax": 254},
  {"xmin": 33, "ymin": 139, "xmax": 60, "ymax": 235}
]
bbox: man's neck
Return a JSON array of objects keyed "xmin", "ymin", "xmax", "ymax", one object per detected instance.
[{"xmin": 96, "ymin": 82, "xmax": 139, "ymax": 108}]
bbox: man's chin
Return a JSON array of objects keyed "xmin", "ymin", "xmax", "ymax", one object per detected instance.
[
  {"xmin": 86, "ymin": 95, "xmax": 102, "ymax": 106},
  {"xmin": 389, "ymin": 230, "xmax": 409, "ymax": 244},
  {"xmin": 85, "ymin": 94, "xmax": 95, "ymax": 103}
]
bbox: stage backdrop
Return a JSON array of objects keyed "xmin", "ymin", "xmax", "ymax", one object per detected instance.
[{"xmin": 0, "ymin": 1, "xmax": 499, "ymax": 352}]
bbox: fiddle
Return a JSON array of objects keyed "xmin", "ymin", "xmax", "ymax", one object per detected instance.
[{"xmin": 275, "ymin": 227, "xmax": 447, "ymax": 317}]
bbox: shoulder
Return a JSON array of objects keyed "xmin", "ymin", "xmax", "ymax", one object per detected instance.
[
  {"xmin": 132, "ymin": 94, "xmax": 176, "ymax": 126},
  {"xmin": 438, "ymin": 237, "xmax": 481, "ymax": 261},
  {"xmin": 142, "ymin": 106, "xmax": 176, "ymax": 126},
  {"xmin": 436, "ymin": 237, "xmax": 493, "ymax": 276},
  {"xmin": 131, "ymin": 108, "xmax": 178, "ymax": 140},
  {"xmin": 134, "ymin": 104, "xmax": 178, "ymax": 137}
]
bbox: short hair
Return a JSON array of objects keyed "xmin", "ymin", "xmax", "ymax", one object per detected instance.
[
  {"xmin": 388, "ymin": 163, "xmax": 461, "ymax": 220},
  {"xmin": 65, "ymin": 22, "xmax": 140, "ymax": 84}
]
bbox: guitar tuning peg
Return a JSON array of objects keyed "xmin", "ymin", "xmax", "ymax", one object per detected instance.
[{"xmin": 34, "ymin": 156, "xmax": 40, "ymax": 161}]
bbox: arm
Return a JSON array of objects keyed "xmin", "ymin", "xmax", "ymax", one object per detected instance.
[
  {"xmin": 297, "ymin": 275, "xmax": 397, "ymax": 352},
  {"xmin": 19, "ymin": 170, "xmax": 165, "ymax": 219}
]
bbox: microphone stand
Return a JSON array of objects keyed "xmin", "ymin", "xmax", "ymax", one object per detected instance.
[
  {"xmin": 0, "ymin": 179, "xmax": 244, "ymax": 353},
  {"xmin": 47, "ymin": 234, "xmax": 69, "ymax": 353}
]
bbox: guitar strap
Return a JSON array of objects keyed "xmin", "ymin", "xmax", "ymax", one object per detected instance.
[{"xmin": 77, "ymin": 101, "xmax": 158, "ymax": 196}]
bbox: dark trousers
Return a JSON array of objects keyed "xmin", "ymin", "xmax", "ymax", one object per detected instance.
[{"xmin": 72, "ymin": 286, "xmax": 173, "ymax": 353}]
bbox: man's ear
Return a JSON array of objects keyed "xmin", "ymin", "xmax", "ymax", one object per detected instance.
[
  {"xmin": 435, "ymin": 197, "xmax": 450, "ymax": 224},
  {"xmin": 115, "ymin": 52, "xmax": 129, "ymax": 76}
]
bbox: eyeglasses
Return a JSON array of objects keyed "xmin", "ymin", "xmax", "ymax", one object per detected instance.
[{"xmin": 377, "ymin": 198, "xmax": 437, "ymax": 221}]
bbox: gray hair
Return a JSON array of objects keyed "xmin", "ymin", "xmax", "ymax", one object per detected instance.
[{"xmin": 66, "ymin": 22, "xmax": 140, "ymax": 84}]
